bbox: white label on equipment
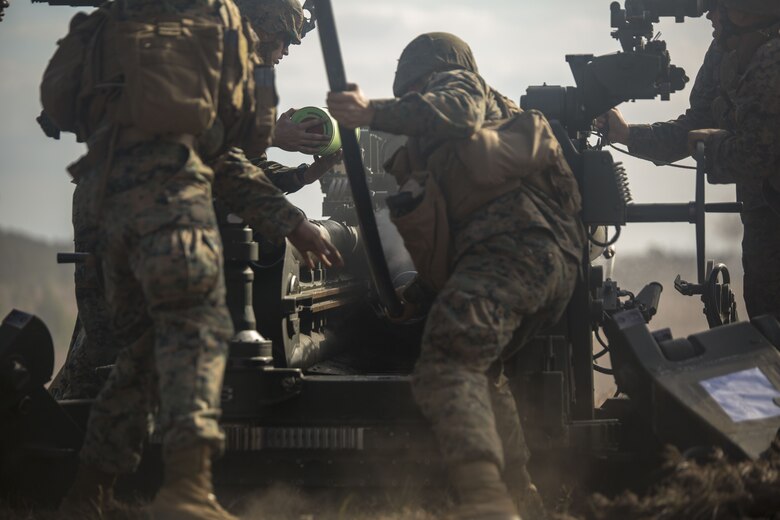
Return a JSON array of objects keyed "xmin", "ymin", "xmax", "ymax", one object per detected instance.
[{"xmin": 700, "ymin": 367, "xmax": 780, "ymax": 423}]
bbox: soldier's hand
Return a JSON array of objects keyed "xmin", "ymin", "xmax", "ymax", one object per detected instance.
[
  {"xmin": 303, "ymin": 150, "xmax": 343, "ymax": 185},
  {"xmin": 687, "ymin": 129, "xmax": 729, "ymax": 156},
  {"xmin": 326, "ymin": 84, "xmax": 374, "ymax": 129},
  {"xmin": 273, "ymin": 108, "xmax": 330, "ymax": 153},
  {"xmin": 595, "ymin": 108, "xmax": 630, "ymax": 145},
  {"xmin": 287, "ymin": 219, "xmax": 344, "ymax": 269},
  {"xmin": 387, "ymin": 277, "xmax": 430, "ymax": 323}
]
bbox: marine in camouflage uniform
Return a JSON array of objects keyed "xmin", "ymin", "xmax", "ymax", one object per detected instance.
[
  {"xmin": 328, "ymin": 33, "xmax": 584, "ymax": 519},
  {"xmin": 608, "ymin": 0, "xmax": 780, "ymax": 320},
  {"xmin": 627, "ymin": 40, "xmax": 722, "ymax": 162},
  {"xmin": 51, "ymin": 0, "xmax": 339, "ymax": 518},
  {"xmin": 49, "ymin": 0, "xmax": 331, "ymax": 401},
  {"xmin": 58, "ymin": 1, "xmax": 266, "ymax": 517},
  {"xmin": 704, "ymin": 0, "xmax": 780, "ymax": 320},
  {"xmin": 238, "ymin": 0, "xmax": 337, "ymax": 194}
]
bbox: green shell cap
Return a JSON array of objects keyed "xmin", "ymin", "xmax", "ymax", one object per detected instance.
[
  {"xmin": 720, "ymin": 0, "xmax": 780, "ymax": 16},
  {"xmin": 392, "ymin": 32, "xmax": 478, "ymax": 98},
  {"xmin": 236, "ymin": 0, "xmax": 304, "ymax": 45},
  {"xmin": 290, "ymin": 106, "xmax": 359, "ymax": 156}
]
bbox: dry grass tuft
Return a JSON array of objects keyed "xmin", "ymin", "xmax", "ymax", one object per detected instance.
[{"xmin": 567, "ymin": 439, "xmax": 780, "ymax": 520}]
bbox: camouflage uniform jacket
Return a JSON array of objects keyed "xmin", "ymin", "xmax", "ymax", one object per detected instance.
[
  {"xmin": 251, "ymin": 153, "xmax": 308, "ymax": 194},
  {"xmin": 211, "ymin": 148, "xmax": 304, "ymax": 238},
  {"xmin": 628, "ymin": 41, "xmax": 722, "ymax": 164},
  {"xmin": 122, "ymin": 3, "xmax": 305, "ymax": 238},
  {"xmin": 706, "ymin": 23, "xmax": 780, "ymax": 211},
  {"xmin": 371, "ymin": 69, "xmax": 584, "ymax": 263}
]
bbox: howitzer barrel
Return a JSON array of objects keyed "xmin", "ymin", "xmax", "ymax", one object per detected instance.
[
  {"xmin": 315, "ymin": 220, "xmax": 359, "ymax": 258},
  {"xmin": 626, "ymin": 202, "xmax": 742, "ymax": 223},
  {"xmin": 287, "ymin": 220, "xmax": 360, "ymax": 268}
]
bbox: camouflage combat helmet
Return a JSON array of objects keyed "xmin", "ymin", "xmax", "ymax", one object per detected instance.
[
  {"xmin": 392, "ymin": 32, "xmax": 479, "ymax": 97},
  {"xmin": 720, "ymin": 0, "xmax": 780, "ymax": 16},
  {"xmin": 236, "ymin": 0, "xmax": 305, "ymax": 44}
]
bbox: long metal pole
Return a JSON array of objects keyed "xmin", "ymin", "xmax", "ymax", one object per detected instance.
[
  {"xmin": 694, "ymin": 142, "xmax": 706, "ymax": 284},
  {"xmin": 312, "ymin": 0, "xmax": 402, "ymax": 317}
]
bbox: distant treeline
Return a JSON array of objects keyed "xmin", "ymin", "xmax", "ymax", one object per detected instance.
[{"xmin": 0, "ymin": 228, "xmax": 77, "ymax": 369}]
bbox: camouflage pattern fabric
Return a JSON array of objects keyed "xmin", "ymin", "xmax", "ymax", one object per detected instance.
[
  {"xmin": 234, "ymin": 0, "xmax": 304, "ymax": 44},
  {"xmin": 370, "ymin": 40, "xmax": 583, "ymax": 471},
  {"xmin": 412, "ymin": 230, "xmax": 578, "ymax": 468},
  {"xmin": 373, "ymin": 69, "xmax": 516, "ymax": 156},
  {"xmin": 55, "ymin": 144, "xmax": 303, "ymax": 446},
  {"xmin": 707, "ymin": 24, "xmax": 780, "ymax": 211},
  {"xmin": 47, "ymin": 0, "xmax": 300, "ymax": 474},
  {"xmin": 491, "ymin": 371, "xmax": 532, "ymax": 472},
  {"xmin": 78, "ymin": 141, "xmax": 233, "ymax": 473},
  {"xmin": 48, "ymin": 180, "xmax": 119, "ymax": 399},
  {"xmin": 211, "ymin": 147, "xmax": 304, "ymax": 236},
  {"xmin": 721, "ymin": 0, "xmax": 780, "ymax": 17},
  {"xmin": 51, "ymin": 151, "xmax": 301, "ymax": 402},
  {"xmin": 628, "ymin": 41, "xmax": 722, "ymax": 163},
  {"xmin": 741, "ymin": 208, "xmax": 780, "ymax": 319},
  {"xmin": 251, "ymin": 152, "xmax": 308, "ymax": 194},
  {"xmin": 392, "ymin": 32, "xmax": 479, "ymax": 98},
  {"xmin": 627, "ymin": 32, "xmax": 780, "ymax": 319},
  {"xmin": 372, "ymin": 68, "xmax": 584, "ymax": 263},
  {"xmin": 712, "ymin": 25, "xmax": 780, "ymax": 319},
  {"xmin": 50, "ymin": 114, "xmax": 303, "ymax": 403}
]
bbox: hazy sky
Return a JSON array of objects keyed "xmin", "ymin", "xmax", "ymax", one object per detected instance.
[{"xmin": 0, "ymin": 0, "xmax": 741, "ymax": 257}]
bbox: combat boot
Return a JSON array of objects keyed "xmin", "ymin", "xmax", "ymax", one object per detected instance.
[
  {"xmin": 505, "ymin": 463, "xmax": 547, "ymax": 520},
  {"xmin": 149, "ymin": 444, "xmax": 237, "ymax": 520},
  {"xmin": 450, "ymin": 461, "xmax": 522, "ymax": 520},
  {"xmin": 59, "ymin": 463, "xmax": 118, "ymax": 520}
]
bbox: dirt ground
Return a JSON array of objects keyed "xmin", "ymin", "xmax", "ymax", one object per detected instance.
[{"xmin": 4, "ymin": 440, "xmax": 780, "ymax": 520}]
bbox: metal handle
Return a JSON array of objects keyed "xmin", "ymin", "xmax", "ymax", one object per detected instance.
[{"xmin": 312, "ymin": 0, "xmax": 402, "ymax": 317}]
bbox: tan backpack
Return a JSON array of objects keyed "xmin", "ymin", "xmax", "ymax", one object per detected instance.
[
  {"xmin": 40, "ymin": 8, "xmax": 110, "ymax": 137},
  {"xmin": 386, "ymin": 110, "xmax": 580, "ymax": 292},
  {"xmin": 112, "ymin": 1, "xmax": 246, "ymax": 135},
  {"xmin": 41, "ymin": 0, "xmax": 261, "ymax": 141}
]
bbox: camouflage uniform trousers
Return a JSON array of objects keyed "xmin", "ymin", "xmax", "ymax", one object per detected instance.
[
  {"xmin": 742, "ymin": 207, "xmax": 780, "ymax": 320},
  {"xmin": 79, "ymin": 141, "xmax": 233, "ymax": 474},
  {"xmin": 411, "ymin": 229, "xmax": 578, "ymax": 471},
  {"xmin": 49, "ymin": 179, "xmax": 121, "ymax": 400},
  {"xmin": 50, "ymin": 146, "xmax": 300, "ymax": 399}
]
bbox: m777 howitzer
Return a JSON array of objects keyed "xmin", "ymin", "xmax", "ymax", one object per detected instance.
[{"xmin": 2, "ymin": 0, "xmax": 780, "ymax": 508}]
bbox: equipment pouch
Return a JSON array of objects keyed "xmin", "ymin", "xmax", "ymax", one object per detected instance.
[
  {"xmin": 456, "ymin": 111, "xmax": 555, "ymax": 185},
  {"xmin": 388, "ymin": 170, "xmax": 451, "ymax": 293},
  {"xmin": 114, "ymin": 16, "xmax": 224, "ymax": 135},
  {"xmin": 40, "ymin": 10, "xmax": 109, "ymax": 134},
  {"xmin": 454, "ymin": 109, "xmax": 581, "ymax": 216}
]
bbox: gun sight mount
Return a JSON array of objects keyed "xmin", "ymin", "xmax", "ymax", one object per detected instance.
[{"xmin": 522, "ymin": 0, "xmax": 702, "ymax": 135}]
